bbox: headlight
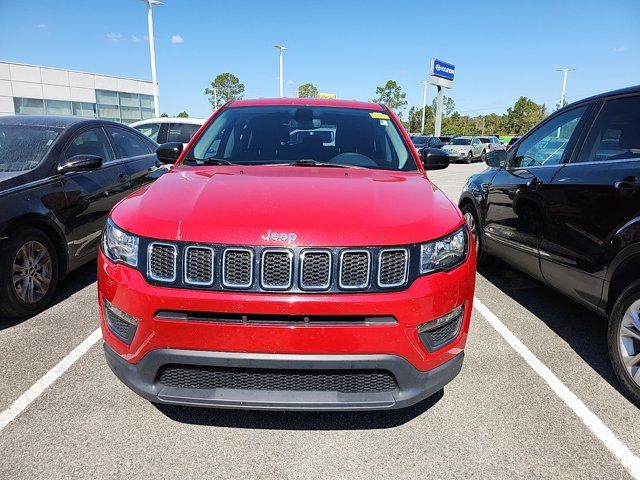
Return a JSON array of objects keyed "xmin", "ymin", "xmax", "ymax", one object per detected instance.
[
  {"xmin": 102, "ymin": 218, "xmax": 139, "ymax": 267},
  {"xmin": 420, "ymin": 226, "xmax": 467, "ymax": 274}
]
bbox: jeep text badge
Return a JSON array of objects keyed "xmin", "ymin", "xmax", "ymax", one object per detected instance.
[{"xmin": 261, "ymin": 230, "xmax": 297, "ymax": 244}]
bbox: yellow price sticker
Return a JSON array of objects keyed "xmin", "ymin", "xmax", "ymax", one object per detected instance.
[{"xmin": 369, "ymin": 112, "xmax": 390, "ymax": 120}]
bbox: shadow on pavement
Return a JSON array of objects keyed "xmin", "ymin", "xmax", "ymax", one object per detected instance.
[
  {"xmin": 478, "ymin": 258, "xmax": 627, "ymax": 398},
  {"xmin": 0, "ymin": 260, "xmax": 97, "ymax": 331},
  {"xmin": 154, "ymin": 389, "xmax": 443, "ymax": 430}
]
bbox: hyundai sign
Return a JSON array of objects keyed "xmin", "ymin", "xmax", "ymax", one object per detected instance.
[{"xmin": 431, "ymin": 59, "xmax": 455, "ymax": 81}]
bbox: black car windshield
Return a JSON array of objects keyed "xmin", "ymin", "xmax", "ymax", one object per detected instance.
[
  {"xmin": 450, "ymin": 138, "xmax": 471, "ymax": 145},
  {"xmin": 0, "ymin": 125, "xmax": 61, "ymax": 172},
  {"xmin": 411, "ymin": 137, "xmax": 427, "ymax": 145},
  {"xmin": 187, "ymin": 106, "xmax": 417, "ymax": 171}
]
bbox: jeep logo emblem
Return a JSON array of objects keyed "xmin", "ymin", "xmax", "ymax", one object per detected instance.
[{"xmin": 261, "ymin": 230, "xmax": 297, "ymax": 244}]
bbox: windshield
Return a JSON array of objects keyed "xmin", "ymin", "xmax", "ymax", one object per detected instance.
[
  {"xmin": 479, "ymin": 137, "xmax": 491, "ymax": 143},
  {"xmin": 187, "ymin": 106, "xmax": 416, "ymax": 171},
  {"xmin": 0, "ymin": 125, "xmax": 61, "ymax": 172},
  {"xmin": 450, "ymin": 138, "xmax": 471, "ymax": 145},
  {"xmin": 411, "ymin": 137, "xmax": 427, "ymax": 145}
]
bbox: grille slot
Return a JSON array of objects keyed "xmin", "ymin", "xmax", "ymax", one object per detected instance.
[
  {"xmin": 339, "ymin": 250, "xmax": 371, "ymax": 289},
  {"xmin": 158, "ymin": 365, "xmax": 398, "ymax": 393},
  {"xmin": 222, "ymin": 248, "xmax": 253, "ymax": 288},
  {"xmin": 378, "ymin": 249, "xmax": 409, "ymax": 287},
  {"xmin": 300, "ymin": 250, "xmax": 331, "ymax": 290},
  {"xmin": 429, "ymin": 318, "xmax": 462, "ymax": 346},
  {"xmin": 148, "ymin": 243, "xmax": 177, "ymax": 282},
  {"xmin": 261, "ymin": 249, "xmax": 293, "ymax": 290},
  {"xmin": 155, "ymin": 310, "xmax": 397, "ymax": 325},
  {"xmin": 184, "ymin": 246, "xmax": 214, "ymax": 286}
]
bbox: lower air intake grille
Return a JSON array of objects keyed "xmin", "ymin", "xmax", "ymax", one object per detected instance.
[
  {"xmin": 148, "ymin": 243, "xmax": 176, "ymax": 281},
  {"xmin": 223, "ymin": 249, "xmax": 253, "ymax": 288},
  {"xmin": 430, "ymin": 318, "xmax": 461, "ymax": 346},
  {"xmin": 378, "ymin": 249, "xmax": 408, "ymax": 287},
  {"xmin": 158, "ymin": 366, "xmax": 398, "ymax": 393},
  {"xmin": 339, "ymin": 251, "xmax": 370, "ymax": 289}
]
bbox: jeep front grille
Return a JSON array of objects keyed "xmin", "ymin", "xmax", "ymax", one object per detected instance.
[
  {"xmin": 148, "ymin": 243, "xmax": 177, "ymax": 282},
  {"xmin": 339, "ymin": 250, "xmax": 371, "ymax": 289},
  {"xmin": 378, "ymin": 249, "xmax": 409, "ymax": 287},
  {"xmin": 143, "ymin": 242, "xmax": 414, "ymax": 293},
  {"xmin": 222, "ymin": 249, "xmax": 253, "ymax": 288},
  {"xmin": 261, "ymin": 249, "xmax": 293, "ymax": 290}
]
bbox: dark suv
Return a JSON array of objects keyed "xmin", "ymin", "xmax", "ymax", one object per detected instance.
[{"xmin": 459, "ymin": 86, "xmax": 640, "ymax": 404}]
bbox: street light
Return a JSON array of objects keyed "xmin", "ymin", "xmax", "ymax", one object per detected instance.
[
  {"xmin": 420, "ymin": 80, "xmax": 429, "ymax": 134},
  {"xmin": 273, "ymin": 44, "xmax": 287, "ymax": 98},
  {"xmin": 141, "ymin": 0, "xmax": 162, "ymax": 117},
  {"xmin": 556, "ymin": 68, "xmax": 574, "ymax": 109}
]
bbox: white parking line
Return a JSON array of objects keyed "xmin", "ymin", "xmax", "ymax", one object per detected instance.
[
  {"xmin": 0, "ymin": 327, "xmax": 101, "ymax": 433},
  {"xmin": 473, "ymin": 296, "xmax": 640, "ymax": 479}
]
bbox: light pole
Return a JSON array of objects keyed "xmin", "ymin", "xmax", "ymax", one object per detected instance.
[
  {"xmin": 273, "ymin": 45, "xmax": 287, "ymax": 98},
  {"xmin": 141, "ymin": 0, "xmax": 162, "ymax": 117},
  {"xmin": 420, "ymin": 80, "xmax": 429, "ymax": 134},
  {"xmin": 557, "ymin": 68, "xmax": 574, "ymax": 109}
]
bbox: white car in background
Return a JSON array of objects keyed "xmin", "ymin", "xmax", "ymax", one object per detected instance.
[
  {"xmin": 478, "ymin": 136, "xmax": 506, "ymax": 153},
  {"xmin": 130, "ymin": 117, "xmax": 206, "ymax": 147}
]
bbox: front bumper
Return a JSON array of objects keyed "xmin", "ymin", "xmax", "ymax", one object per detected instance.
[{"xmin": 104, "ymin": 343, "xmax": 464, "ymax": 411}]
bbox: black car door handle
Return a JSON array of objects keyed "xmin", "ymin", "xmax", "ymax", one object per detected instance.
[
  {"xmin": 615, "ymin": 177, "xmax": 640, "ymax": 195},
  {"xmin": 526, "ymin": 177, "xmax": 543, "ymax": 189}
]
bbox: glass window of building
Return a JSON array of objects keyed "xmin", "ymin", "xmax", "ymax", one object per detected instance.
[
  {"xmin": 72, "ymin": 102, "xmax": 97, "ymax": 118},
  {"xmin": 44, "ymin": 99, "xmax": 72, "ymax": 116},
  {"xmin": 14, "ymin": 98, "xmax": 45, "ymax": 115}
]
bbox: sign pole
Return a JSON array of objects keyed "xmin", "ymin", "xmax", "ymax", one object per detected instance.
[{"xmin": 434, "ymin": 86, "xmax": 444, "ymax": 137}]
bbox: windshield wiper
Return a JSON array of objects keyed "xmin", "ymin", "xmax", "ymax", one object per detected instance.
[
  {"xmin": 287, "ymin": 159, "xmax": 363, "ymax": 169},
  {"xmin": 202, "ymin": 157, "xmax": 234, "ymax": 165}
]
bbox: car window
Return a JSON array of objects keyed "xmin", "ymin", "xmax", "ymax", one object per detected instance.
[
  {"xmin": 167, "ymin": 123, "xmax": 200, "ymax": 144},
  {"xmin": 450, "ymin": 138, "xmax": 471, "ymax": 145},
  {"xmin": 0, "ymin": 125, "xmax": 61, "ymax": 172},
  {"xmin": 134, "ymin": 123, "xmax": 161, "ymax": 142},
  {"xmin": 512, "ymin": 106, "xmax": 588, "ymax": 168},
  {"xmin": 577, "ymin": 96, "xmax": 640, "ymax": 163},
  {"xmin": 65, "ymin": 127, "xmax": 114, "ymax": 163},
  {"xmin": 479, "ymin": 137, "xmax": 490, "ymax": 143},
  {"xmin": 106, "ymin": 127, "xmax": 150, "ymax": 159}
]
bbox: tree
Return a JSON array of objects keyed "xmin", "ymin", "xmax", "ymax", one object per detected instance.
[
  {"xmin": 431, "ymin": 95, "xmax": 455, "ymax": 117},
  {"xmin": 298, "ymin": 83, "xmax": 318, "ymax": 98},
  {"xmin": 506, "ymin": 97, "xmax": 546, "ymax": 134},
  {"xmin": 160, "ymin": 113, "xmax": 168, "ymax": 117},
  {"xmin": 204, "ymin": 73, "xmax": 245, "ymax": 109},
  {"xmin": 177, "ymin": 111, "xmax": 189, "ymax": 118},
  {"xmin": 372, "ymin": 80, "xmax": 407, "ymax": 118},
  {"xmin": 407, "ymin": 105, "xmax": 434, "ymax": 134}
]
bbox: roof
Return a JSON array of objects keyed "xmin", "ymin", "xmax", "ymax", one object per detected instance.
[
  {"xmin": 570, "ymin": 84, "xmax": 640, "ymax": 106},
  {"xmin": 229, "ymin": 98, "xmax": 384, "ymax": 111},
  {"xmin": 0, "ymin": 115, "xmax": 112, "ymax": 128},
  {"xmin": 0, "ymin": 60, "xmax": 152, "ymax": 84},
  {"xmin": 130, "ymin": 117, "xmax": 207, "ymax": 127}
]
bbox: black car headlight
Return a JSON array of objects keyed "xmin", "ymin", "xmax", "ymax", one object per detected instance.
[
  {"xmin": 102, "ymin": 218, "xmax": 139, "ymax": 267},
  {"xmin": 420, "ymin": 226, "xmax": 468, "ymax": 274}
]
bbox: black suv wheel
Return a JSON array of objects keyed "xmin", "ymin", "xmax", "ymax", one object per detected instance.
[
  {"xmin": 608, "ymin": 280, "xmax": 640, "ymax": 406},
  {"xmin": 461, "ymin": 204, "xmax": 490, "ymax": 266}
]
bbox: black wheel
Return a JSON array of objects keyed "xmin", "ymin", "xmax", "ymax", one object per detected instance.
[
  {"xmin": 608, "ymin": 281, "xmax": 640, "ymax": 406},
  {"xmin": 480, "ymin": 151, "xmax": 486, "ymax": 163},
  {"xmin": 461, "ymin": 204, "xmax": 491, "ymax": 266},
  {"xmin": 0, "ymin": 227, "xmax": 59, "ymax": 318},
  {"xmin": 465, "ymin": 152, "xmax": 473, "ymax": 164}
]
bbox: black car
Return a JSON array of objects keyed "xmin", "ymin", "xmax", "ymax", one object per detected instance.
[
  {"xmin": 459, "ymin": 85, "xmax": 640, "ymax": 404},
  {"xmin": 0, "ymin": 116, "xmax": 162, "ymax": 318},
  {"xmin": 411, "ymin": 135, "xmax": 446, "ymax": 149}
]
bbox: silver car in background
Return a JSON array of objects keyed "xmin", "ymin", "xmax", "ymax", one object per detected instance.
[
  {"xmin": 479, "ymin": 136, "xmax": 505, "ymax": 154},
  {"xmin": 442, "ymin": 136, "xmax": 485, "ymax": 163}
]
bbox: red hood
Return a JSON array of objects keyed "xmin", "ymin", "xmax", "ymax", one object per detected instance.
[{"xmin": 111, "ymin": 165, "xmax": 462, "ymax": 246}]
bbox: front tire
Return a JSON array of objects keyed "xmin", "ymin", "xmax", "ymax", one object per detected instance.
[
  {"xmin": 608, "ymin": 281, "xmax": 640, "ymax": 406},
  {"xmin": 465, "ymin": 152, "xmax": 473, "ymax": 164},
  {"xmin": 480, "ymin": 151, "xmax": 486, "ymax": 163},
  {"xmin": 461, "ymin": 204, "xmax": 490, "ymax": 266},
  {"xmin": 0, "ymin": 227, "xmax": 59, "ymax": 318}
]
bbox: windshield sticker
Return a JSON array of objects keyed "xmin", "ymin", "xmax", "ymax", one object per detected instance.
[
  {"xmin": 379, "ymin": 120, "xmax": 388, "ymax": 126},
  {"xmin": 369, "ymin": 112, "xmax": 390, "ymax": 120}
]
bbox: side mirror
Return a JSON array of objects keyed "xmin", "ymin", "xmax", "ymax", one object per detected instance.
[
  {"xmin": 156, "ymin": 142, "xmax": 183, "ymax": 164},
  {"xmin": 57, "ymin": 154, "xmax": 103, "ymax": 173},
  {"xmin": 422, "ymin": 149, "xmax": 450, "ymax": 170},
  {"xmin": 486, "ymin": 149, "xmax": 507, "ymax": 168}
]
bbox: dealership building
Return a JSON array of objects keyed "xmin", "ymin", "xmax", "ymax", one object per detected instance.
[{"xmin": 0, "ymin": 61, "xmax": 155, "ymax": 123}]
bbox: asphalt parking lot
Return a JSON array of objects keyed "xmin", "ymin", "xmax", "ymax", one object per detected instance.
[{"xmin": 1, "ymin": 162, "xmax": 639, "ymax": 479}]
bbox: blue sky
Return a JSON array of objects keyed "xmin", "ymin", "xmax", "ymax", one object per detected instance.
[{"xmin": 1, "ymin": 0, "xmax": 638, "ymax": 118}]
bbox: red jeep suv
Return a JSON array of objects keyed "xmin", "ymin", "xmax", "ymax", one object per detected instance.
[{"xmin": 98, "ymin": 98, "xmax": 475, "ymax": 410}]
